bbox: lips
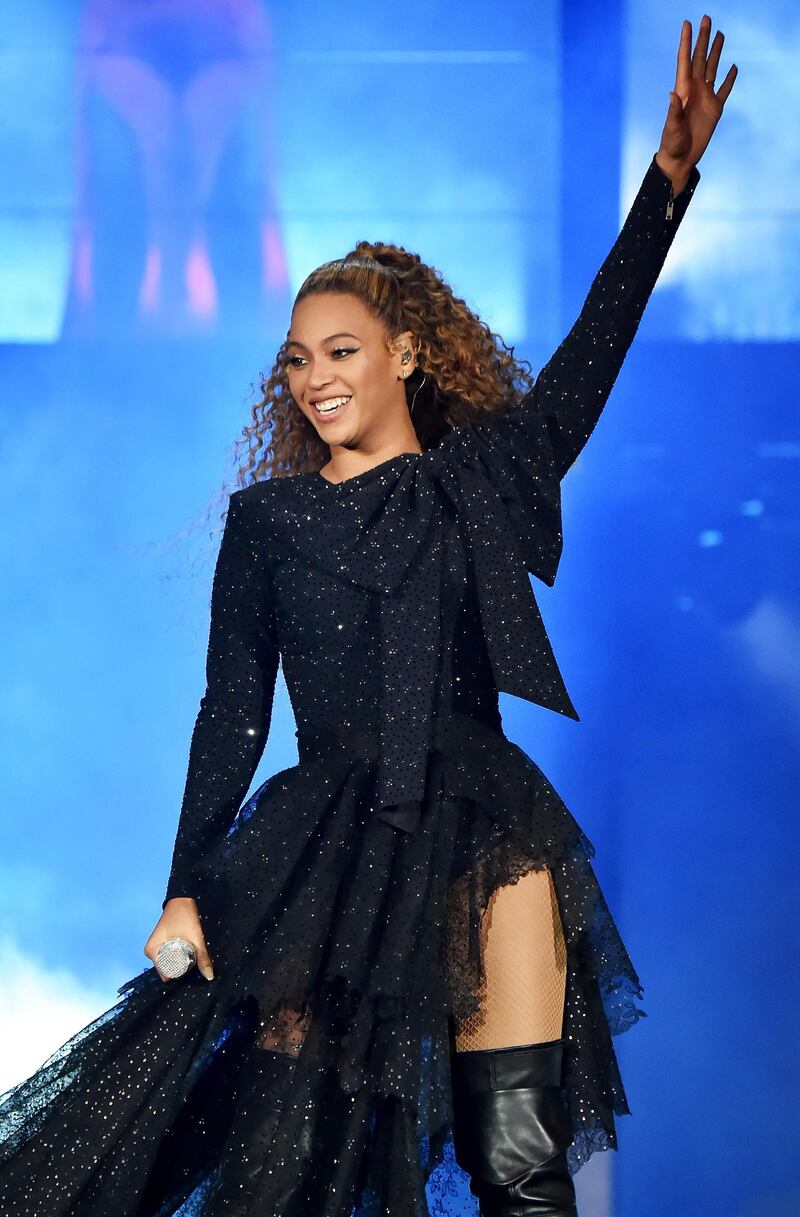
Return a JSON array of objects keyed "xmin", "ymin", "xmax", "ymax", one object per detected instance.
[{"xmin": 311, "ymin": 395, "xmax": 352, "ymax": 423}]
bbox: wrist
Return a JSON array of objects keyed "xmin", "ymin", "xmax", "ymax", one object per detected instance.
[{"xmin": 654, "ymin": 150, "xmax": 692, "ymax": 196}]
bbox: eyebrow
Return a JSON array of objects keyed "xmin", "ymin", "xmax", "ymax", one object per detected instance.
[{"xmin": 286, "ymin": 331, "xmax": 360, "ymax": 351}]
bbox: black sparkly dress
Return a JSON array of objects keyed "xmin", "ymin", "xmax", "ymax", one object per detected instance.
[{"xmin": 0, "ymin": 156, "xmax": 699, "ymax": 1217}]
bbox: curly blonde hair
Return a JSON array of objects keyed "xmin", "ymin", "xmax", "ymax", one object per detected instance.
[{"xmin": 231, "ymin": 241, "xmax": 536, "ymax": 487}]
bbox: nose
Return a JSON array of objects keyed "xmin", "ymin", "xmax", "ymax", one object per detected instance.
[{"xmin": 309, "ymin": 373, "xmax": 335, "ymax": 388}]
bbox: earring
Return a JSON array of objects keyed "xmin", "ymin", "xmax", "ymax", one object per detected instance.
[{"xmin": 410, "ymin": 373, "xmax": 427, "ymax": 416}]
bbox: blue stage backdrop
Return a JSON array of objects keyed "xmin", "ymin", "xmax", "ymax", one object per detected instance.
[{"xmin": 0, "ymin": 3, "xmax": 798, "ymax": 1215}]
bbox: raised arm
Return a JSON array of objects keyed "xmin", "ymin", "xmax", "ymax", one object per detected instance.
[
  {"xmin": 162, "ymin": 489, "xmax": 280, "ymax": 907},
  {"xmin": 520, "ymin": 15, "xmax": 737, "ymax": 481},
  {"xmin": 526, "ymin": 155, "xmax": 699, "ymax": 481}
]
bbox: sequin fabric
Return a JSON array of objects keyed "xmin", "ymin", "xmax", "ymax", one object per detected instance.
[{"xmin": 0, "ymin": 155, "xmax": 699, "ymax": 1216}]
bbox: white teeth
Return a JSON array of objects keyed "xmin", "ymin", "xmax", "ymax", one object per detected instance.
[{"xmin": 314, "ymin": 396, "xmax": 351, "ymax": 414}]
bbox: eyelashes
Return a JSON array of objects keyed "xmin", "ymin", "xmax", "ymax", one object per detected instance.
[{"xmin": 284, "ymin": 348, "xmax": 357, "ymax": 365}]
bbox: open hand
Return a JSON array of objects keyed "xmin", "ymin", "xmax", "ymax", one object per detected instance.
[{"xmin": 656, "ymin": 15, "xmax": 738, "ymax": 193}]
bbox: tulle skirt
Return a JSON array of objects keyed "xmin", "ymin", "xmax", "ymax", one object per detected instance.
[{"xmin": 0, "ymin": 713, "xmax": 645, "ymax": 1216}]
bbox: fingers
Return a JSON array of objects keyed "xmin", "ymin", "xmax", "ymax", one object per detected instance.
[
  {"xmin": 196, "ymin": 943, "xmax": 215, "ymax": 982},
  {"xmin": 665, "ymin": 91, "xmax": 684, "ymax": 129},
  {"xmin": 705, "ymin": 29, "xmax": 725, "ymax": 84},
  {"xmin": 682, "ymin": 15, "xmax": 737, "ymax": 106},
  {"xmin": 675, "ymin": 19, "xmax": 692, "ymax": 95},
  {"xmin": 692, "ymin": 14, "xmax": 712, "ymax": 78},
  {"xmin": 716, "ymin": 62, "xmax": 738, "ymax": 105}
]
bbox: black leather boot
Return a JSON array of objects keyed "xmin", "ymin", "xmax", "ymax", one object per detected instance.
[
  {"xmin": 211, "ymin": 1044, "xmax": 299, "ymax": 1213},
  {"xmin": 450, "ymin": 1038, "xmax": 578, "ymax": 1217}
]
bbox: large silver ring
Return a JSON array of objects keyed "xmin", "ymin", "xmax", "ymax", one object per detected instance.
[{"xmin": 155, "ymin": 936, "xmax": 197, "ymax": 978}]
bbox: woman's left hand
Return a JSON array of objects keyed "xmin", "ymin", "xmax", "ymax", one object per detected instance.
[{"xmin": 655, "ymin": 15, "xmax": 738, "ymax": 193}]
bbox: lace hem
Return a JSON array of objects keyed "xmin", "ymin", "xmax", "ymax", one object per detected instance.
[{"xmin": 0, "ymin": 734, "xmax": 645, "ymax": 1214}]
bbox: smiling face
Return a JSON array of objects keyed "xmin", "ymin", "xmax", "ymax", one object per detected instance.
[{"xmin": 286, "ymin": 291, "xmax": 417, "ymax": 452}]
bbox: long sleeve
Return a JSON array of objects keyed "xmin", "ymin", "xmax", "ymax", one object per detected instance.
[
  {"xmin": 162, "ymin": 489, "xmax": 280, "ymax": 907},
  {"xmin": 436, "ymin": 155, "xmax": 701, "ymax": 590},
  {"xmin": 518, "ymin": 153, "xmax": 701, "ymax": 480}
]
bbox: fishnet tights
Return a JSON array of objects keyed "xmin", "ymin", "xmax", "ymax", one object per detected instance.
[
  {"xmin": 453, "ymin": 866, "xmax": 568, "ymax": 1051},
  {"xmin": 254, "ymin": 1003, "xmax": 311, "ymax": 1055},
  {"xmin": 250, "ymin": 868, "xmax": 567, "ymax": 1057}
]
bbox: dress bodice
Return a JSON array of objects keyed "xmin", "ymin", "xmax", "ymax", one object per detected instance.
[{"xmin": 163, "ymin": 155, "xmax": 700, "ymax": 905}]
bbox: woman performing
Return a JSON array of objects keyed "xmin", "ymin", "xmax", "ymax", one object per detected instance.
[{"xmin": 0, "ymin": 16, "xmax": 736, "ymax": 1217}]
